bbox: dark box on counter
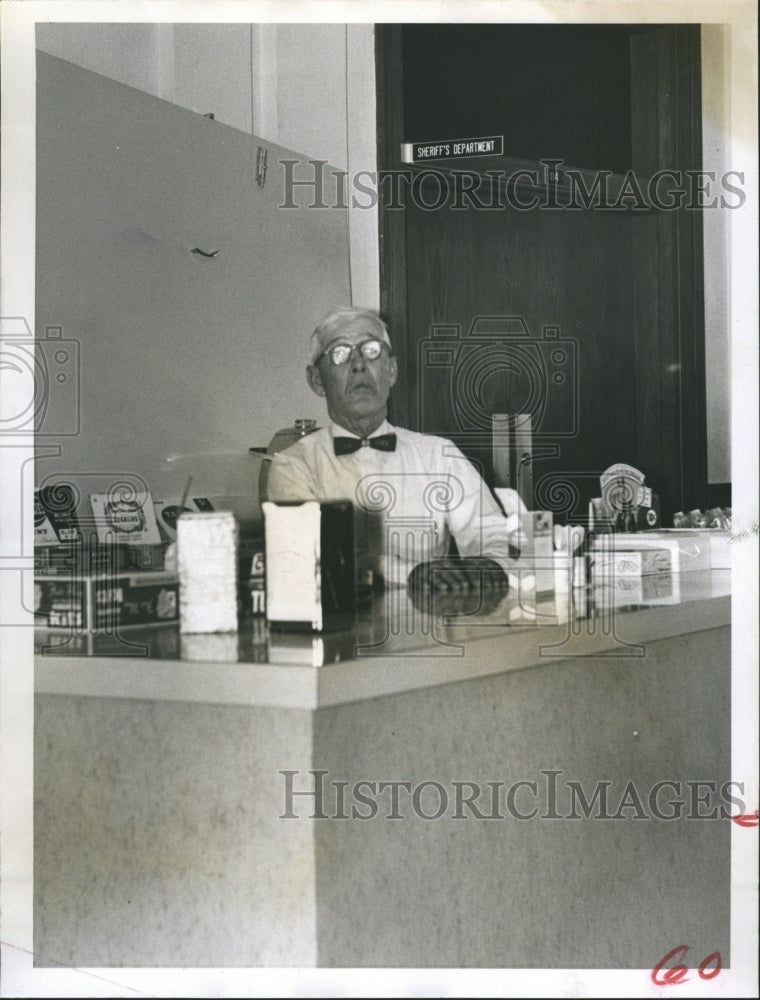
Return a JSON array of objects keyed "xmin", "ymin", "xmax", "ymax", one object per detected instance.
[{"xmin": 35, "ymin": 569, "xmax": 179, "ymax": 630}]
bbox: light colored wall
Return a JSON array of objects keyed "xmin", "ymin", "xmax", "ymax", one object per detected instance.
[
  {"xmin": 170, "ymin": 24, "xmax": 255, "ymax": 132},
  {"xmin": 35, "ymin": 22, "xmax": 169, "ymax": 97},
  {"xmin": 345, "ymin": 23, "xmax": 380, "ymax": 311},
  {"xmin": 35, "ymin": 21, "xmax": 380, "ymax": 311},
  {"xmin": 35, "ymin": 23, "xmax": 344, "ymax": 163},
  {"xmin": 268, "ymin": 24, "xmax": 348, "ymax": 171}
]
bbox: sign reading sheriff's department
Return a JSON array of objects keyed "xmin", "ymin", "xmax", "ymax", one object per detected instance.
[{"xmin": 401, "ymin": 136, "xmax": 504, "ymax": 163}]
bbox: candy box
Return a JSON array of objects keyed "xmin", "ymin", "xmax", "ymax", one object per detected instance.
[
  {"xmin": 591, "ymin": 529, "xmax": 729, "ymax": 574},
  {"xmin": 34, "ymin": 569, "xmax": 179, "ymax": 630}
]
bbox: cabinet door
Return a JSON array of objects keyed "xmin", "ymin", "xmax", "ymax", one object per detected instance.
[{"xmin": 36, "ymin": 52, "xmax": 350, "ymax": 524}]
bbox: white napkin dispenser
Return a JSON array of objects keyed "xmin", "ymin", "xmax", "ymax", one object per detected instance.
[{"xmin": 262, "ymin": 500, "xmax": 355, "ymax": 632}]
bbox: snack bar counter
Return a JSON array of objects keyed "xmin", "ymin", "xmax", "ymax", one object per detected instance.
[{"xmin": 34, "ymin": 570, "xmax": 732, "ymax": 970}]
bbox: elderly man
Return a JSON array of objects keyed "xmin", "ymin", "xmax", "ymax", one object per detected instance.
[{"xmin": 266, "ymin": 306, "xmax": 517, "ymax": 593}]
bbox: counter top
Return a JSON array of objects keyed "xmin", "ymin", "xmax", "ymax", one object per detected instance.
[{"xmin": 34, "ymin": 569, "xmax": 731, "ymax": 709}]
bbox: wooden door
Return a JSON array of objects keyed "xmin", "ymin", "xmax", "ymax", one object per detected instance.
[{"xmin": 377, "ymin": 24, "xmax": 709, "ymax": 525}]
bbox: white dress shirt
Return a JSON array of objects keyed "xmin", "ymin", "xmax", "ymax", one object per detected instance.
[{"xmin": 266, "ymin": 420, "xmax": 515, "ymax": 587}]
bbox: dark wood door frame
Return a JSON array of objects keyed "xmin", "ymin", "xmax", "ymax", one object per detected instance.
[
  {"xmin": 629, "ymin": 25, "xmax": 713, "ymax": 516},
  {"xmin": 376, "ymin": 24, "xmax": 412, "ymax": 429}
]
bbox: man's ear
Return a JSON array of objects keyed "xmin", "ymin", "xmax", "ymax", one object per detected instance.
[
  {"xmin": 306, "ymin": 365, "xmax": 326, "ymax": 397},
  {"xmin": 388, "ymin": 355, "xmax": 398, "ymax": 389}
]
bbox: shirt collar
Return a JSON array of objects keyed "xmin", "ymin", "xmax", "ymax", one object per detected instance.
[{"xmin": 330, "ymin": 419, "xmax": 394, "ymax": 440}]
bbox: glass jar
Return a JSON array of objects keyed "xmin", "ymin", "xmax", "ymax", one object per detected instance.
[{"xmin": 258, "ymin": 418, "xmax": 319, "ymax": 501}]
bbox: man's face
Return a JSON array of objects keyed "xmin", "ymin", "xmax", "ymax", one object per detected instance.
[{"xmin": 306, "ymin": 321, "xmax": 398, "ymax": 430}]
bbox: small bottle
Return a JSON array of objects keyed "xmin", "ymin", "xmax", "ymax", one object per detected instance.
[
  {"xmin": 573, "ymin": 525, "xmax": 591, "ymax": 589},
  {"xmin": 258, "ymin": 418, "xmax": 318, "ymax": 502}
]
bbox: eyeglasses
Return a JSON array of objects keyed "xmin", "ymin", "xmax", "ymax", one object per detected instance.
[{"xmin": 316, "ymin": 339, "xmax": 389, "ymax": 367}]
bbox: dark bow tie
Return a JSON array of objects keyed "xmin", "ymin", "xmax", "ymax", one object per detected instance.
[{"xmin": 333, "ymin": 433, "xmax": 397, "ymax": 456}]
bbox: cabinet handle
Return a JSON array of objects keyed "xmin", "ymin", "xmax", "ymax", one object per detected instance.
[
  {"xmin": 191, "ymin": 247, "xmax": 220, "ymax": 259},
  {"xmin": 256, "ymin": 146, "xmax": 268, "ymax": 187}
]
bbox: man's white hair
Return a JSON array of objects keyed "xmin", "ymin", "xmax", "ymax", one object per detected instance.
[{"xmin": 309, "ymin": 306, "xmax": 392, "ymax": 364}]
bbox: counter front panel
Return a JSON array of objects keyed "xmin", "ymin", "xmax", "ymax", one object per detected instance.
[{"xmin": 33, "ymin": 570, "xmax": 732, "ymax": 969}]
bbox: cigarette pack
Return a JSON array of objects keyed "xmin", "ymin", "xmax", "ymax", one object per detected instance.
[
  {"xmin": 89, "ymin": 490, "xmax": 162, "ymax": 546},
  {"xmin": 34, "ymin": 486, "xmax": 80, "ymax": 545}
]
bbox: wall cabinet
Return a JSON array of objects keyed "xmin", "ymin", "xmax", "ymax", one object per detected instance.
[{"xmin": 36, "ymin": 52, "xmax": 351, "ymax": 528}]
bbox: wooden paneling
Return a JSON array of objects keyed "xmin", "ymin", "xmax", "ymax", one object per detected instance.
[
  {"xmin": 377, "ymin": 25, "xmax": 709, "ymax": 525},
  {"xmin": 401, "ymin": 23, "xmax": 635, "ymax": 174},
  {"xmin": 630, "ymin": 26, "xmax": 708, "ymax": 518},
  {"xmin": 400, "ymin": 178, "xmax": 637, "ymax": 519}
]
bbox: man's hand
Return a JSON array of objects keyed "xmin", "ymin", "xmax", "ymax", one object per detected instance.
[{"xmin": 407, "ymin": 557, "xmax": 509, "ymax": 594}]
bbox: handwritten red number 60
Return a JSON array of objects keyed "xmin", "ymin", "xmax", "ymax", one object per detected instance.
[{"xmin": 651, "ymin": 945, "xmax": 722, "ymax": 986}]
